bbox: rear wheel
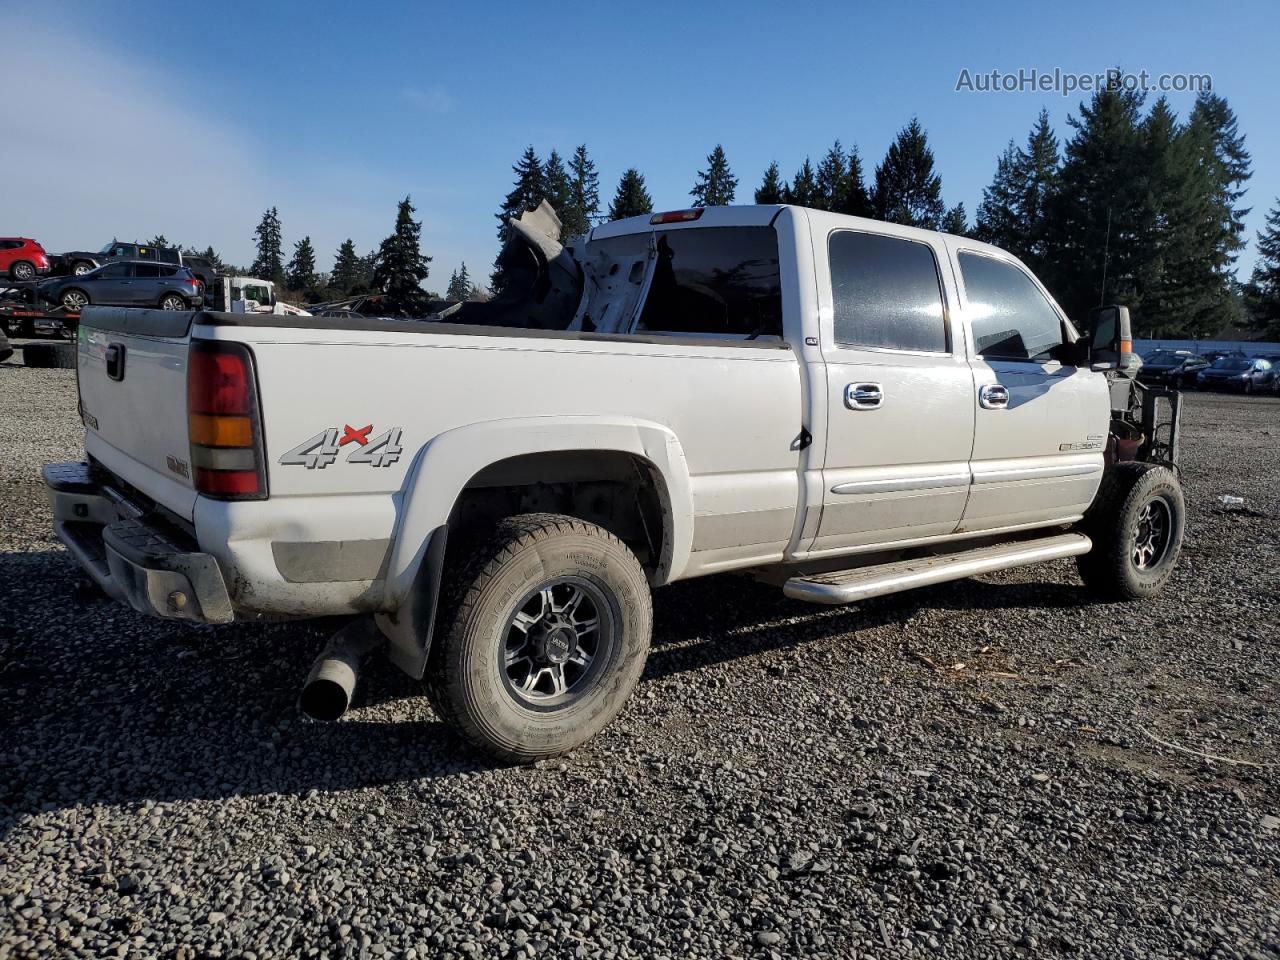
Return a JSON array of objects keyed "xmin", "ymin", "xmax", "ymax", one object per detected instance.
[
  {"xmin": 10, "ymin": 261, "xmax": 35, "ymax": 282},
  {"xmin": 61, "ymin": 289, "xmax": 89, "ymax": 312},
  {"xmin": 426, "ymin": 513, "xmax": 652, "ymax": 762},
  {"xmin": 1076, "ymin": 463, "xmax": 1184, "ymax": 601},
  {"xmin": 159, "ymin": 293, "xmax": 187, "ymax": 310}
]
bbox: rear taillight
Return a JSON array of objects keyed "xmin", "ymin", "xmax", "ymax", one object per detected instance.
[{"xmin": 187, "ymin": 341, "xmax": 267, "ymax": 499}]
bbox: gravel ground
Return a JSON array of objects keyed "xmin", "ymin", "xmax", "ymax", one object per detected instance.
[{"xmin": 1, "ymin": 354, "xmax": 1277, "ymax": 960}]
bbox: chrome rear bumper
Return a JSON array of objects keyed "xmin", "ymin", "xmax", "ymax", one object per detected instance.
[{"xmin": 43, "ymin": 461, "xmax": 233, "ymax": 624}]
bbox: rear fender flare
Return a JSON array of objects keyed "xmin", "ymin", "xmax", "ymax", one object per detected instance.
[{"xmin": 375, "ymin": 416, "xmax": 693, "ymax": 676}]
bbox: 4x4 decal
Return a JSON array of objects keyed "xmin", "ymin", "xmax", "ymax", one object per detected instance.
[{"xmin": 280, "ymin": 424, "xmax": 403, "ymax": 469}]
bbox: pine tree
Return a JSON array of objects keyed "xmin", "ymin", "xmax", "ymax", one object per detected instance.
[
  {"xmin": 492, "ymin": 146, "xmax": 547, "ymax": 293},
  {"xmin": 542, "ymin": 150, "xmax": 573, "ymax": 222},
  {"xmin": 358, "ymin": 251, "xmax": 377, "ymax": 290},
  {"xmin": 690, "ymin": 145, "xmax": 737, "ymax": 207},
  {"xmin": 975, "ymin": 111, "xmax": 1060, "ymax": 268},
  {"xmin": 755, "ymin": 162, "xmax": 785, "ymax": 204},
  {"xmin": 1185, "ymin": 92, "xmax": 1253, "ymax": 329},
  {"xmin": 563, "ymin": 144, "xmax": 600, "ymax": 239},
  {"xmin": 975, "ymin": 141, "xmax": 1024, "ymax": 251},
  {"xmin": 943, "ymin": 203, "xmax": 968, "ymax": 236},
  {"xmin": 331, "ymin": 239, "xmax": 360, "ymax": 293},
  {"xmin": 815, "ymin": 141, "xmax": 847, "ymax": 212},
  {"xmin": 839, "ymin": 146, "xmax": 873, "ymax": 217},
  {"xmin": 1043, "ymin": 81, "xmax": 1147, "ymax": 325},
  {"xmin": 871, "ymin": 118, "xmax": 945, "ymax": 228},
  {"xmin": 250, "ymin": 207, "xmax": 285, "ymax": 286},
  {"xmin": 1247, "ymin": 199, "xmax": 1280, "ymax": 337},
  {"xmin": 372, "ymin": 196, "xmax": 432, "ymax": 315},
  {"xmin": 286, "ymin": 236, "xmax": 317, "ymax": 292},
  {"xmin": 608, "ymin": 169, "xmax": 654, "ymax": 220},
  {"xmin": 1019, "ymin": 110, "xmax": 1061, "ymax": 269},
  {"xmin": 1133, "ymin": 98, "xmax": 1224, "ymax": 336},
  {"xmin": 149, "ymin": 234, "xmax": 170, "ymax": 249},
  {"xmin": 446, "ymin": 262, "xmax": 473, "ymax": 302},
  {"xmin": 785, "ymin": 158, "xmax": 819, "ymax": 207}
]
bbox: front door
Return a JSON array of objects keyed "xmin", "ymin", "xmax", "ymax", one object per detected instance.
[
  {"xmin": 809, "ymin": 224, "xmax": 975, "ymax": 554},
  {"xmin": 91, "ymin": 262, "xmax": 136, "ymax": 304},
  {"xmin": 952, "ymin": 248, "xmax": 1109, "ymax": 531}
]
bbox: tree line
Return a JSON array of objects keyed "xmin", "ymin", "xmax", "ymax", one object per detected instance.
[
  {"xmin": 489, "ymin": 86, "xmax": 1278, "ymax": 338},
  {"xmin": 155, "ymin": 81, "xmax": 1280, "ymax": 336}
]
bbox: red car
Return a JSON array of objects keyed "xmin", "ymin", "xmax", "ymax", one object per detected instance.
[{"xmin": 0, "ymin": 238, "xmax": 52, "ymax": 282}]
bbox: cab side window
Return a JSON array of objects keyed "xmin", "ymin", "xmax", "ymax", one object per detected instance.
[
  {"xmin": 828, "ymin": 231, "xmax": 947, "ymax": 353},
  {"xmin": 959, "ymin": 252, "xmax": 1065, "ymax": 361}
]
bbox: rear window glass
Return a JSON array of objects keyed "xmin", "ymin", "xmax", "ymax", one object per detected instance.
[
  {"xmin": 828, "ymin": 231, "xmax": 947, "ymax": 353},
  {"xmin": 636, "ymin": 227, "xmax": 782, "ymax": 339}
]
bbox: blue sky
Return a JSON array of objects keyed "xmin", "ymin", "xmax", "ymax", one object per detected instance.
[{"xmin": 6, "ymin": 0, "xmax": 1277, "ymax": 289}]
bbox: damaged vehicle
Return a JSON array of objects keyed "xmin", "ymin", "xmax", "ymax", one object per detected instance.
[{"xmin": 44, "ymin": 202, "xmax": 1185, "ymax": 761}]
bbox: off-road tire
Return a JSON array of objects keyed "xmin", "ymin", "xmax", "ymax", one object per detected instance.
[
  {"xmin": 426, "ymin": 513, "xmax": 652, "ymax": 763},
  {"xmin": 71, "ymin": 260, "xmax": 94, "ymax": 276},
  {"xmin": 10, "ymin": 261, "xmax": 35, "ymax": 282},
  {"xmin": 22, "ymin": 342, "xmax": 77, "ymax": 369},
  {"xmin": 1076, "ymin": 462, "xmax": 1184, "ymax": 601}
]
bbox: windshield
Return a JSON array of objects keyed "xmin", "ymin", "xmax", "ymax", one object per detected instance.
[
  {"xmin": 1211, "ymin": 358, "xmax": 1251, "ymax": 370},
  {"xmin": 1144, "ymin": 351, "xmax": 1183, "ymax": 364},
  {"xmin": 97, "ymin": 241, "xmax": 116, "ymax": 254}
]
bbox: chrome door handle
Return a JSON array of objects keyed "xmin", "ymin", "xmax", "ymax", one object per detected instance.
[
  {"xmin": 979, "ymin": 383, "xmax": 1010, "ymax": 409},
  {"xmin": 845, "ymin": 382, "xmax": 883, "ymax": 410}
]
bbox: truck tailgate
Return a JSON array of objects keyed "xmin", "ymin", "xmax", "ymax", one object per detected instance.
[{"xmin": 77, "ymin": 308, "xmax": 199, "ymax": 520}]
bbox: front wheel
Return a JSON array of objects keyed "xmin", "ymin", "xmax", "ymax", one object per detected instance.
[
  {"xmin": 1076, "ymin": 463, "xmax": 1184, "ymax": 601},
  {"xmin": 426, "ymin": 513, "xmax": 652, "ymax": 762},
  {"xmin": 71, "ymin": 261, "xmax": 94, "ymax": 276}
]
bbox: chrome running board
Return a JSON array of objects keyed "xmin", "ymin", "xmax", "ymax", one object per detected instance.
[{"xmin": 784, "ymin": 533, "xmax": 1092, "ymax": 605}]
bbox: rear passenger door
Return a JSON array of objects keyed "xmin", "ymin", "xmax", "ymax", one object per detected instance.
[
  {"xmin": 810, "ymin": 222, "xmax": 975, "ymax": 554},
  {"xmin": 953, "ymin": 248, "xmax": 1109, "ymax": 532},
  {"xmin": 133, "ymin": 264, "xmax": 164, "ymax": 305}
]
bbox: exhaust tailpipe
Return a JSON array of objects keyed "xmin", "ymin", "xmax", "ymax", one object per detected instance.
[{"xmin": 299, "ymin": 618, "xmax": 383, "ymax": 722}]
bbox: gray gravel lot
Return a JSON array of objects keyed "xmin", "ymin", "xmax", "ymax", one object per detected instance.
[{"xmin": 0, "ymin": 354, "xmax": 1278, "ymax": 960}]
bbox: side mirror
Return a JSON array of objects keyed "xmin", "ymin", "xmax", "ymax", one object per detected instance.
[{"xmin": 1085, "ymin": 304, "xmax": 1132, "ymax": 371}]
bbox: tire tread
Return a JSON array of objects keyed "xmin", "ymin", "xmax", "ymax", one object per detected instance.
[{"xmin": 425, "ymin": 513, "xmax": 650, "ymax": 763}]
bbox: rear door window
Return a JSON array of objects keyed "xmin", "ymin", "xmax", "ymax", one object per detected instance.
[
  {"xmin": 828, "ymin": 231, "xmax": 947, "ymax": 353},
  {"xmin": 134, "ymin": 264, "xmax": 161, "ymax": 278},
  {"xmin": 959, "ymin": 252, "xmax": 1065, "ymax": 361},
  {"xmin": 635, "ymin": 227, "xmax": 782, "ymax": 339},
  {"xmin": 97, "ymin": 263, "xmax": 132, "ymax": 278}
]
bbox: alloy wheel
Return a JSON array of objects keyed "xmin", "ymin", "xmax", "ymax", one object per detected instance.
[
  {"xmin": 500, "ymin": 577, "xmax": 615, "ymax": 709},
  {"xmin": 1132, "ymin": 496, "xmax": 1173, "ymax": 570}
]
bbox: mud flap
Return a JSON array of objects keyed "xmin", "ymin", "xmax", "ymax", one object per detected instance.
[{"xmin": 376, "ymin": 525, "xmax": 448, "ymax": 678}]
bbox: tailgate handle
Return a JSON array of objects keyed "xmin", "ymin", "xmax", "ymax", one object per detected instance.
[{"xmin": 105, "ymin": 344, "xmax": 126, "ymax": 381}]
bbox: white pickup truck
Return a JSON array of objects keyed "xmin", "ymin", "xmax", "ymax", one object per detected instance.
[{"xmin": 45, "ymin": 203, "xmax": 1184, "ymax": 761}]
